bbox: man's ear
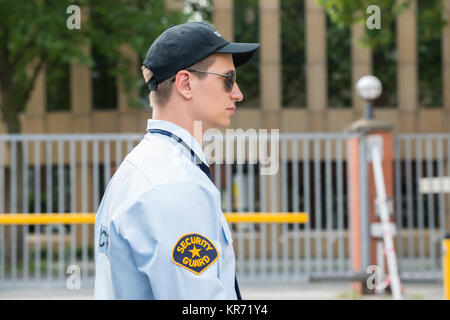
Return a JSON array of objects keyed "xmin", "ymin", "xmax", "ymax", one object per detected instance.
[{"xmin": 173, "ymin": 70, "xmax": 193, "ymax": 100}]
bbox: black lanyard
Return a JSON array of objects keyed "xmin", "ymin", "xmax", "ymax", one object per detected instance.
[{"xmin": 147, "ymin": 128, "xmax": 242, "ymax": 300}]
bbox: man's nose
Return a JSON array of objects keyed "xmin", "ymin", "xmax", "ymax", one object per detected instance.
[{"xmin": 231, "ymin": 82, "xmax": 243, "ymax": 102}]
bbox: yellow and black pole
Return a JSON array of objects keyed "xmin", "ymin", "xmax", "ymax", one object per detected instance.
[{"xmin": 444, "ymin": 233, "xmax": 450, "ymax": 300}]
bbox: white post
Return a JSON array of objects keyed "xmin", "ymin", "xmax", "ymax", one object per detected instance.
[{"xmin": 368, "ymin": 136, "xmax": 403, "ymax": 300}]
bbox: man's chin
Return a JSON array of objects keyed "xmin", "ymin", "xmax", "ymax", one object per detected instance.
[{"xmin": 212, "ymin": 118, "xmax": 232, "ymax": 129}]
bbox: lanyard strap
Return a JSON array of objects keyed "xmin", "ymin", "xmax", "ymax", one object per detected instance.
[{"xmin": 147, "ymin": 128, "xmax": 243, "ymax": 300}]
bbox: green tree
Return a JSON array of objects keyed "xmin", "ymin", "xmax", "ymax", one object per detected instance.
[
  {"xmin": 234, "ymin": 0, "xmax": 260, "ymax": 107},
  {"xmin": 281, "ymin": 0, "xmax": 306, "ymax": 108},
  {"xmin": 0, "ymin": 0, "xmax": 187, "ymax": 134},
  {"xmin": 317, "ymin": 0, "xmax": 414, "ymax": 50},
  {"xmin": 318, "ymin": 0, "xmax": 447, "ymax": 108}
]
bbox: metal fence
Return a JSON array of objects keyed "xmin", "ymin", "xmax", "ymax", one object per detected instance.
[
  {"xmin": 0, "ymin": 132, "xmax": 447, "ymax": 289},
  {"xmin": 394, "ymin": 134, "xmax": 450, "ymax": 280},
  {"xmin": 0, "ymin": 134, "xmax": 144, "ymax": 289}
]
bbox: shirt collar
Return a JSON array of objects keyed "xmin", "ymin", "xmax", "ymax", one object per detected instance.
[{"xmin": 146, "ymin": 119, "xmax": 208, "ymax": 165}]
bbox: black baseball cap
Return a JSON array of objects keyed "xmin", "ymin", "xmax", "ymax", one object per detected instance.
[{"xmin": 143, "ymin": 21, "xmax": 259, "ymax": 91}]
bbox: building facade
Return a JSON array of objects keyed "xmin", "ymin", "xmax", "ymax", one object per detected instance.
[{"xmin": 1, "ymin": 0, "xmax": 449, "ymax": 136}]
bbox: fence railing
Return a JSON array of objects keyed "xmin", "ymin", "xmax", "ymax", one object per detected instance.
[
  {"xmin": 394, "ymin": 134, "xmax": 450, "ymax": 280},
  {"xmin": 0, "ymin": 132, "xmax": 448, "ymax": 289}
]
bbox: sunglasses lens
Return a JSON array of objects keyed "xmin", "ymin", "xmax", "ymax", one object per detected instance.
[{"xmin": 226, "ymin": 72, "xmax": 236, "ymax": 92}]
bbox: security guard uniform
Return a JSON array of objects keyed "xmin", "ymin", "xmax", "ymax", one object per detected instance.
[{"xmin": 94, "ymin": 119, "xmax": 238, "ymax": 299}]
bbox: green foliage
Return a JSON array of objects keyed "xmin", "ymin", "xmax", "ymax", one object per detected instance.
[
  {"xmin": 185, "ymin": 0, "xmax": 212, "ymax": 22},
  {"xmin": 317, "ymin": 0, "xmax": 411, "ymax": 50},
  {"xmin": 418, "ymin": 0, "xmax": 443, "ymax": 107},
  {"xmin": 326, "ymin": 14, "xmax": 351, "ymax": 108},
  {"xmin": 46, "ymin": 58, "xmax": 71, "ymax": 111},
  {"xmin": 0, "ymin": 0, "xmax": 188, "ymax": 131},
  {"xmin": 373, "ymin": 17, "xmax": 397, "ymax": 107},
  {"xmin": 281, "ymin": 0, "xmax": 306, "ymax": 107},
  {"xmin": 318, "ymin": 0, "xmax": 446, "ymax": 108},
  {"xmin": 234, "ymin": 0, "xmax": 260, "ymax": 107}
]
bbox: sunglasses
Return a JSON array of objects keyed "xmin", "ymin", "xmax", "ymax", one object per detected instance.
[{"xmin": 186, "ymin": 69, "xmax": 237, "ymax": 92}]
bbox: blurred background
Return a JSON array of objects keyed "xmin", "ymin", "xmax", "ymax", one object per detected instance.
[{"xmin": 0, "ymin": 0, "xmax": 449, "ymax": 300}]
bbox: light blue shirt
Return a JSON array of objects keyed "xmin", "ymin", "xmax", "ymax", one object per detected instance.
[{"xmin": 94, "ymin": 119, "xmax": 237, "ymax": 300}]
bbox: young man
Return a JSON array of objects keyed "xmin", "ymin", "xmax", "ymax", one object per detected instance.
[{"xmin": 94, "ymin": 21, "xmax": 259, "ymax": 299}]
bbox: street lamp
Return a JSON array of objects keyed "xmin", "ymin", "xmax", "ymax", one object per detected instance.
[{"xmin": 356, "ymin": 75, "xmax": 382, "ymax": 120}]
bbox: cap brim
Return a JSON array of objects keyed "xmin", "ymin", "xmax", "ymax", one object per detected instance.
[{"xmin": 216, "ymin": 42, "xmax": 259, "ymax": 67}]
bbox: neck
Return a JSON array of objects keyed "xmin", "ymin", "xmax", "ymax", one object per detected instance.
[{"xmin": 152, "ymin": 107, "xmax": 205, "ymax": 147}]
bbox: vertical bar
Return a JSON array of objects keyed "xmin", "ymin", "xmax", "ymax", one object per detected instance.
[
  {"xmin": 104, "ymin": 141, "xmax": 111, "ymax": 189},
  {"xmin": 58, "ymin": 141, "xmax": 65, "ymax": 281},
  {"xmin": 259, "ymin": 159, "xmax": 267, "ymax": 280},
  {"xmin": 394, "ymin": 137, "xmax": 403, "ymax": 270},
  {"xmin": 115, "ymin": 139, "xmax": 122, "ymax": 168},
  {"xmin": 314, "ymin": 139, "xmax": 322, "ymax": 275},
  {"xmin": 34, "ymin": 140, "xmax": 41, "ymax": 281},
  {"xmin": 93, "ymin": 141, "xmax": 99, "ymax": 212},
  {"xmin": 359, "ymin": 137, "xmax": 370, "ymax": 270},
  {"xmin": 281, "ymin": 139, "xmax": 288, "ymax": 279},
  {"xmin": 291, "ymin": 140, "xmax": 300, "ymax": 278},
  {"xmin": 447, "ymin": 139, "xmax": 450, "ymax": 251},
  {"xmin": 22, "ymin": 141, "xmax": 29, "ymax": 282},
  {"xmin": 214, "ymin": 163, "xmax": 221, "ymax": 191},
  {"xmin": 46, "ymin": 141, "xmax": 53, "ymax": 280},
  {"xmin": 405, "ymin": 139, "xmax": 414, "ymax": 260},
  {"xmin": 336, "ymin": 139, "xmax": 345, "ymax": 273},
  {"xmin": 437, "ymin": 139, "xmax": 445, "ymax": 249},
  {"xmin": 70, "ymin": 141, "xmax": 76, "ymax": 266},
  {"xmin": 303, "ymin": 140, "xmax": 311, "ymax": 277},
  {"xmin": 270, "ymin": 168, "xmax": 277, "ymax": 279},
  {"xmin": 248, "ymin": 159, "xmax": 255, "ymax": 281},
  {"xmin": 0, "ymin": 141, "xmax": 5, "ymax": 284},
  {"xmin": 325, "ymin": 140, "xmax": 333, "ymax": 274},
  {"xmin": 416, "ymin": 139, "xmax": 425, "ymax": 271},
  {"xmin": 126, "ymin": 140, "xmax": 133, "ymax": 153},
  {"xmin": 81, "ymin": 141, "xmax": 88, "ymax": 284},
  {"xmin": 10, "ymin": 141, "xmax": 17, "ymax": 281},
  {"xmin": 226, "ymin": 163, "xmax": 232, "ymax": 213},
  {"xmin": 426, "ymin": 139, "xmax": 436, "ymax": 270},
  {"xmin": 236, "ymin": 159, "xmax": 244, "ymax": 278}
]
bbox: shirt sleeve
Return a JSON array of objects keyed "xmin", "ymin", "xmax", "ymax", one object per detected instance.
[{"xmin": 113, "ymin": 182, "xmax": 228, "ymax": 299}]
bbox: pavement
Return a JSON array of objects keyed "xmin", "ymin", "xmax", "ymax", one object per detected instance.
[{"xmin": 0, "ymin": 282, "xmax": 445, "ymax": 300}]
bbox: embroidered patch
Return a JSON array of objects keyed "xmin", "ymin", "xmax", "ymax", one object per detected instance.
[
  {"xmin": 98, "ymin": 225, "xmax": 109, "ymax": 257},
  {"xmin": 172, "ymin": 233, "xmax": 219, "ymax": 275}
]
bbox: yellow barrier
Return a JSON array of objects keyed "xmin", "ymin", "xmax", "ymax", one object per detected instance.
[
  {"xmin": 444, "ymin": 235, "xmax": 450, "ymax": 300},
  {"xmin": 0, "ymin": 212, "xmax": 308, "ymax": 225}
]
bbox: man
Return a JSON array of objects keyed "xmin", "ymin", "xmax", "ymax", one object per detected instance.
[{"xmin": 94, "ymin": 21, "xmax": 259, "ymax": 299}]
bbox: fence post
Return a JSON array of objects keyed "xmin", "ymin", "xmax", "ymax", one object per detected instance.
[{"xmin": 346, "ymin": 119, "xmax": 395, "ymax": 295}]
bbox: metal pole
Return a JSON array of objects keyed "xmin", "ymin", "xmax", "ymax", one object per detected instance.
[
  {"xmin": 368, "ymin": 136, "xmax": 403, "ymax": 300},
  {"xmin": 365, "ymin": 101, "xmax": 374, "ymax": 120}
]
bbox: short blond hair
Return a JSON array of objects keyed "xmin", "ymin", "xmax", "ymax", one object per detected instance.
[{"xmin": 141, "ymin": 54, "xmax": 216, "ymax": 108}]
